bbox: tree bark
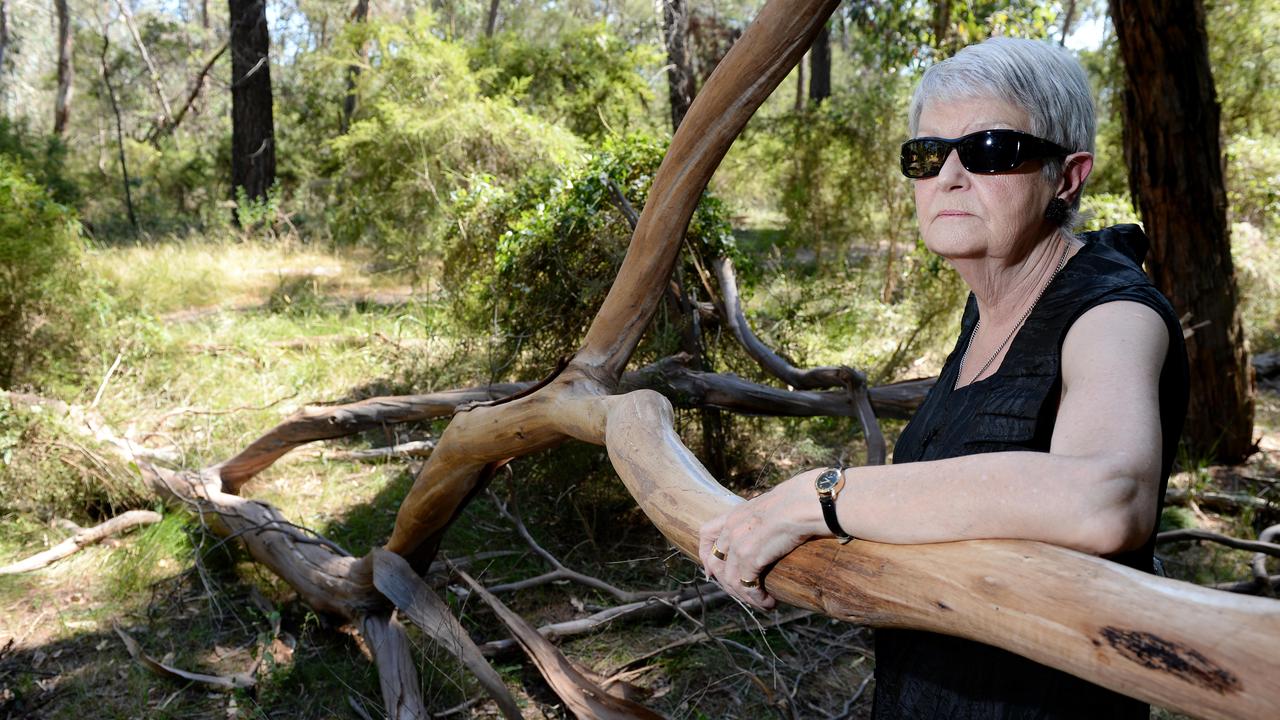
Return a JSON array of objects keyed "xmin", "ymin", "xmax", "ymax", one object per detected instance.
[
  {"xmin": 229, "ymin": 0, "xmax": 276, "ymax": 204},
  {"xmin": 340, "ymin": 0, "xmax": 369, "ymax": 134},
  {"xmin": 660, "ymin": 0, "xmax": 693, "ymax": 132},
  {"xmin": 1110, "ymin": 0, "xmax": 1255, "ymax": 463},
  {"xmin": 53, "ymin": 0, "xmax": 73, "ymax": 135},
  {"xmin": 808, "ymin": 22, "xmax": 830, "ymax": 105},
  {"xmin": 100, "ymin": 25, "xmax": 137, "ymax": 228},
  {"xmin": 0, "ymin": 0, "xmax": 9, "ymax": 79},
  {"xmin": 485, "ymin": 0, "xmax": 499, "ymax": 37}
]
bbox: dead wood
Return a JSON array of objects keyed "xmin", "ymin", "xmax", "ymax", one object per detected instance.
[
  {"xmin": 0, "ymin": 510, "xmax": 161, "ymax": 575},
  {"xmin": 485, "ymin": 487, "xmax": 682, "ymax": 602},
  {"xmin": 712, "ymin": 255, "xmax": 886, "ymax": 463},
  {"xmin": 320, "ymin": 440, "xmax": 437, "ymax": 461},
  {"xmin": 1164, "ymin": 486, "xmax": 1275, "ymax": 514},
  {"xmin": 358, "ymin": 613, "xmax": 428, "ymax": 720},
  {"xmin": 1156, "ymin": 528, "xmax": 1280, "ymax": 558},
  {"xmin": 114, "ymin": 624, "xmax": 256, "ymax": 691},
  {"xmin": 218, "ymin": 384, "xmax": 526, "ymax": 492},
  {"xmin": 478, "ymin": 586, "xmax": 729, "ymax": 658},
  {"xmin": 371, "ymin": 550, "xmax": 521, "ymax": 719},
  {"xmin": 455, "ymin": 568, "xmax": 667, "ymax": 719},
  {"xmin": 1252, "ymin": 525, "xmax": 1279, "ymax": 596}
]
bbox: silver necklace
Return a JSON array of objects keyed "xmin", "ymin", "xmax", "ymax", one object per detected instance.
[{"xmin": 955, "ymin": 241, "xmax": 1071, "ymax": 389}]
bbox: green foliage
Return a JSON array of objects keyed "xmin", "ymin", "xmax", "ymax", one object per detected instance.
[
  {"xmin": 473, "ymin": 22, "xmax": 659, "ymax": 141},
  {"xmin": 0, "ymin": 118, "xmax": 79, "ymax": 205},
  {"xmin": 1077, "ymin": 192, "xmax": 1140, "ymax": 233},
  {"xmin": 443, "ymin": 132, "xmax": 736, "ymax": 372},
  {"xmin": 1208, "ymin": 0, "xmax": 1280, "ymax": 139},
  {"xmin": 773, "ymin": 74, "xmax": 916, "ymax": 261},
  {"xmin": 0, "ymin": 157, "xmax": 103, "ymax": 388},
  {"xmin": 1226, "ymin": 135, "xmax": 1280, "ymax": 229},
  {"xmin": 328, "ymin": 16, "xmax": 581, "ymax": 274},
  {"xmin": 0, "ymin": 399, "xmax": 148, "ymax": 522}
]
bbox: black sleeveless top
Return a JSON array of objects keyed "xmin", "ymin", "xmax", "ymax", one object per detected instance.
[{"xmin": 872, "ymin": 225, "xmax": 1190, "ymax": 719}]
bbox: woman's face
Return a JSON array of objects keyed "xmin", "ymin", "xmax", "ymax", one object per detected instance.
[{"xmin": 912, "ymin": 96, "xmax": 1059, "ymax": 265}]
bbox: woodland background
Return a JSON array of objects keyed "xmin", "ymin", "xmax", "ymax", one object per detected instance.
[{"xmin": 0, "ymin": 0, "xmax": 1278, "ymax": 718}]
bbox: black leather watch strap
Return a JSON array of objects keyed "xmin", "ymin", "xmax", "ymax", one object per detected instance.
[{"xmin": 820, "ymin": 494, "xmax": 853, "ymax": 543}]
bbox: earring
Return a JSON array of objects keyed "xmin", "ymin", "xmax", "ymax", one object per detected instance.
[{"xmin": 1045, "ymin": 197, "xmax": 1070, "ymax": 225}]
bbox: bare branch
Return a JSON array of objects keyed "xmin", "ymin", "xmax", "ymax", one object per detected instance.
[{"xmin": 0, "ymin": 511, "xmax": 161, "ymax": 575}]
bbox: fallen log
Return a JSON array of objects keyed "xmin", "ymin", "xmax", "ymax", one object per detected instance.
[{"xmin": 0, "ymin": 510, "xmax": 162, "ymax": 575}]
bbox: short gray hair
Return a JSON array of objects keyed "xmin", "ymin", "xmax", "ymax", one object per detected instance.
[{"xmin": 908, "ymin": 37, "xmax": 1096, "ymax": 212}]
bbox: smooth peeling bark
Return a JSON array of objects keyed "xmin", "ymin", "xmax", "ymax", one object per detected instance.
[{"xmin": 602, "ymin": 389, "xmax": 1280, "ymax": 720}]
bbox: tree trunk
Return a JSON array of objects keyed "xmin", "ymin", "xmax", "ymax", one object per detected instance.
[
  {"xmin": 1, "ymin": 0, "xmax": 10, "ymax": 87},
  {"xmin": 100, "ymin": 22, "xmax": 137, "ymax": 228},
  {"xmin": 485, "ymin": 0, "xmax": 499, "ymax": 37},
  {"xmin": 229, "ymin": 0, "xmax": 276, "ymax": 205},
  {"xmin": 340, "ymin": 0, "xmax": 369, "ymax": 134},
  {"xmin": 931, "ymin": 0, "xmax": 951, "ymax": 48},
  {"xmin": 794, "ymin": 50, "xmax": 806, "ymax": 111},
  {"xmin": 660, "ymin": 0, "xmax": 693, "ymax": 132},
  {"xmin": 808, "ymin": 22, "xmax": 830, "ymax": 105},
  {"xmin": 1110, "ymin": 0, "xmax": 1255, "ymax": 462},
  {"xmin": 1059, "ymin": 0, "xmax": 1079, "ymax": 45},
  {"xmin": 53, "ymin": 0, "xmax": 73, "ymax": 135}
]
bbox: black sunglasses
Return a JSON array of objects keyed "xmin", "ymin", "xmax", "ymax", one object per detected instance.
[{"xmin": 900, "ymin": 129, "xmax": 1071, "ymax": 179}]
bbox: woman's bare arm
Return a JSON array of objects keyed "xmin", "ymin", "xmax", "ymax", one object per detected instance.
[{"xmin": 699, "ymin": 300, "xmax": 1170, "ymax": 609}]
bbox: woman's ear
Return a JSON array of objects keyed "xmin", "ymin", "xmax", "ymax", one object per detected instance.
[{"xmin": 1058, "ymin": 151, "xmax": 1094, "ymax": 203}]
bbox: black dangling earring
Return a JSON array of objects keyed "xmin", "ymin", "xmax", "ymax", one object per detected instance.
[{"xmin": 1045, "ymin": 197, "xmax": 1070, "ymax": 225}]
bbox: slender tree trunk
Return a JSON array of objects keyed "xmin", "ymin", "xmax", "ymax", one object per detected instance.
[
  {"xmin": 931, "ymin": 0, "xmax": 950, "ymax": 48},
  {"xmin": 229, "ymin": 0, "xmax": 276, "ymax": 205},
  {"xmin": 1059, "ymin": 0, "xmax": 1079, "ymax": 45},
  {"xmin": 1, "ymin": 0, "xmax": 10, "ymax": 83},
  {"xmin": 340, "ymin": 0, "xmax": 369, "ymax": 133},
  {"xmin": 1110, "ymin": 0, "xmax": 1255, "ymax": 462},
  {"xmin": 660, "ymin": 0, "xmax": 693, "ymax": 132},
  {"xmin": 485, "ymin": 0, "xmax": 499, "ymax": 37},
  {"xmin": 201, "ymin": 0, "xmax": 208, "ymax": 30},
  {"xmin": 100, "ymin": 24, "xmax": 137, "ymax": 228},
  {"xmin": 53, "ymin": 0, "xmax": 73, "ymax": 135},
  {"xmin": 808, "ymin": 22, "xmax": 830, "ymax": 105},
  {"xmin": 794, "ymin": 51, "xmax": 806, "ymax": 111},
  {"xmin": 115, "ymin": 0, "xmax": 174, "ymax": 126}
]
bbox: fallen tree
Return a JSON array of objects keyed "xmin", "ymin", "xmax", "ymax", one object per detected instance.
[{"xmin": 105, "ymin": 0, "xmax": 1279, "ymax": 717}]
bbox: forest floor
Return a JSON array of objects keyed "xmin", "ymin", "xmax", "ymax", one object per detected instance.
[{"xmin": 1, "ymin": 237, "xmax": 1277, "ymax": 719}]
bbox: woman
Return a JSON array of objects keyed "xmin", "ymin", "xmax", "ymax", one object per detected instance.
[{"xmin": 697, "ymin": 37, "xmax": 1189, "ymax": 718}]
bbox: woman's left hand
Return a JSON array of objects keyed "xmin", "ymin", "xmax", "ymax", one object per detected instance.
[{"xmin": 697, "ymin": 468, "xmax": 832, "ymax": 610}]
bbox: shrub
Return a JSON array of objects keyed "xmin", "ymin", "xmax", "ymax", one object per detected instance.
[
  {"xmin": 328, "ymin": 16, "xmax": 581, "ymax": 275},
  {"xmin": 0, "ymin": 157, "xmax": 101, "ymax": 388},
  {"xmin": 442, "ymin": 133, "xmax": 737, "ymax": 374},
  {"xmin": 472, "ymin": 23, "xmax": 660, "ymax": 141}
]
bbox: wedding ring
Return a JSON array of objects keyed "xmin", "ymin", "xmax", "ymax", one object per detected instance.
[
  {"xmin": 739, "ymin": 577, "xmax": 759, "ymax": 589},
  {"xmin": 712, "ymin": 543, "xmax": 727, "ymax": 561}
]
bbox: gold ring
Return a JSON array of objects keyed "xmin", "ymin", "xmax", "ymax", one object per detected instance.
[
  {"xmin": 739, "ymin": 577, "xmax": 759, "ymax": 589},
  {"xmin": 712, "ymin": 543, "xmax": 727, "ymax": 561}
]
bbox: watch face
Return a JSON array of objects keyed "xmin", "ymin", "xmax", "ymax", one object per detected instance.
[{"xmin": 815, "ymin": 469, "xmax": 841, "ymax": 492}]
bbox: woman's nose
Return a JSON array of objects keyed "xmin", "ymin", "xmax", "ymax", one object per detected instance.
[{"xmin": 935, "ymin": 147, "xmax": 970, "ymax": 189}]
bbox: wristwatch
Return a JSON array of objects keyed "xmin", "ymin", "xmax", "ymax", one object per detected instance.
[{"xmin": 815, "ymin": 467, "xmax": 854, "ymax": 544}]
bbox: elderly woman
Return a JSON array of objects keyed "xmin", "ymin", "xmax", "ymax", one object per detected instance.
[{"xmin": 697, "ymin": 37, "xmax": 1189, "ymax": 718}]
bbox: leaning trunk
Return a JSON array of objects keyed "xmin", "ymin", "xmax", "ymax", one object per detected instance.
[
  {"xmin": 340, "ymin": 0, "xmax": 369, "ymax": 133},
  {"xmin": 229, "ymin": 0, "xmax": 276, "ymax": 205},
  {"xmin": 660, "ymin": 0, "xmax": 694, "ymax": 132},
  {"xmin": 809, "ymin": 21, "xmax": 830, "ymax": 104},
  {"xmin": 53, "ymin": 0, "xmax": 73, "ymax": 135},
  {"xmin": 1110, "ymin": 0, "xmax": 1255, "ymax": 462}
]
